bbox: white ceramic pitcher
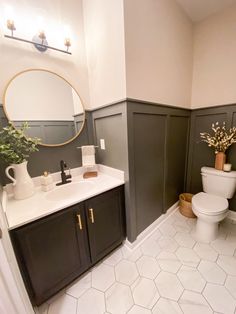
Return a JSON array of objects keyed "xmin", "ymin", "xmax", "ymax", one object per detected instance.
[{"xmin": 5, "ymin": 161, "xmax": 35, "ymax": 200}]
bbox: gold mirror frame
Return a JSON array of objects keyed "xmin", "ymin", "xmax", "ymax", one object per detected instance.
[{"xmin": 3, "ymin": 69, "xmax": 86, "ymax": 147}]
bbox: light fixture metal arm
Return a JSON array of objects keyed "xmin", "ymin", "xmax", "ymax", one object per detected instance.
[{"xmin": 4, "ymin": 34, "xmax": 72, "ymax": 55}]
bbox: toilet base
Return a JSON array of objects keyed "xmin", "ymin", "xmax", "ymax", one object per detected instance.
[{"xmin": 195, "ymin": 218, "xmax": 219, "ymax": 243}]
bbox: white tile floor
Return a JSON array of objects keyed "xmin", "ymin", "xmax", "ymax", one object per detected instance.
[{"xmin": 37, "ymin": 210, "xmax": 236, "ymax": 314}]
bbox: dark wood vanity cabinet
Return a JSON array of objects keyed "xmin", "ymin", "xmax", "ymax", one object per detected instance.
[
  {"xmin": 10, "ymin": 204, "xmax": 91, "ymax": 306},
  {"xmin": 10, "ymin": 186, "xmax": 126, "ymax": 306}
]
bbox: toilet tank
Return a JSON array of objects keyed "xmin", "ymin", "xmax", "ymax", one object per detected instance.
[{"xmin": 201, "ymin": 167, "xmax": 236, "ymax": 199}]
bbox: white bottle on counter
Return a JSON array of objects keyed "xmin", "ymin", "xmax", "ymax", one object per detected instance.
[{"xmin": 40, "ymin": 172, "xmax": 54, "ymax": 192}]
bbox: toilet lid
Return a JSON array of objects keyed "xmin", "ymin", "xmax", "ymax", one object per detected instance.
[{"xmin": 192, "ymin": 192, "xmax": 228, "ymax": 215}]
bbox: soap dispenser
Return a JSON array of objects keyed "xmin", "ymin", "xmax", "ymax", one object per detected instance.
[{"xmin": 40, "ymin": 171, "xmax": 54, "ymax": 191}]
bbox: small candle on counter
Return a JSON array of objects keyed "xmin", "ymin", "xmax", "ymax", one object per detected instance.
[{"xmin": 223, "ymin": 163, "xmax": 232, "ymax": 172}]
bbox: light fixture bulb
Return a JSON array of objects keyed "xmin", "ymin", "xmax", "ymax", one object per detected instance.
[
  {"xmin": 5, "ymin": 6, "xmax": 16, "ymax": 35},
  {"xmin": 7, "ymin": 19, "xmax": 16, "ymax": 30},
  {"xmin": 36, "ymin": 16, "xmax": 47, "ymax": 44},
  {"xmin": 64, "ymin": 38, "xmax": 71, "ymax": 51},
  {"xmin": 63, "ymin": 25, "xmax": 72, "ymax": 52},
  {"xmin": 39, "ymin": 30, "xmax": 46, "ymax": 41}
]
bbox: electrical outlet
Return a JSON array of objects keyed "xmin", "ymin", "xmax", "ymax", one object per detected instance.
[{"xmin": 100, "ymin": 139, "xmax": 105, "ymax": 150}]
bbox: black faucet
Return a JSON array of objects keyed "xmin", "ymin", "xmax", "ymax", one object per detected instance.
[{"xmin": 56, "ymin": 160, "xmax": 72, "ymax": 186}]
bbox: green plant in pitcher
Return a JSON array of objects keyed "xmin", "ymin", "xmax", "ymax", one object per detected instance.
[{"xmin": 0, "ymin": 122, "xmax": 41, "ymax": 165}]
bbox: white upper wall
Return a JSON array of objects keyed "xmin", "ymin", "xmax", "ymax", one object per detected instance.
[
  {"xmin": 191, "ymin": 3, "xmax": 236, "ymax": 108},
  {"xmin": 124, "ymin": 0, "xmax": 193, "ymax": 109},
  {"xmin": 2, "ymin": 0, "xmax": 235, "ymax": 112},
  {"xmin": 82, "ymin": 0, "xmax": 126, "ymax": 109},
  {"xmin": 0, "ymin": 0, "xmax": 90, "ymax": 109}
]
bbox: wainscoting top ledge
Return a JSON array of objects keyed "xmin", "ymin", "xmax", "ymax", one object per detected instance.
[
  {"xmin": 84, "ymin": 98, "xmax": 191, "ymax": 113},
  {"xmin": 192, "ymin": 102, "xmax": 236, "ymax": 111}
]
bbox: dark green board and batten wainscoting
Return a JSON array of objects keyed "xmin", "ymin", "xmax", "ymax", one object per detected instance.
[
  {"xmin": 2, "ymin": 101, "xmax": 236, "ymax": 244},
  {"xmin": 91, "ymin": 100, "xmax": 191, "ymax": 242}
]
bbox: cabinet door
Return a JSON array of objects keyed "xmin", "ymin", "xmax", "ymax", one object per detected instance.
[
  {"xmin": 10, "ymin": 204, "xmax": 90, "ymax": 306},
  {"xmin": 86, "ymin": 186, "xmax": 126, "ymax": 263}
]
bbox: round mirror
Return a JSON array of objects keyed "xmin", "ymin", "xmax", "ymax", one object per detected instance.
[{"xmin": 3, "ymin": 69, "xmax": 85, "ymax": 146}]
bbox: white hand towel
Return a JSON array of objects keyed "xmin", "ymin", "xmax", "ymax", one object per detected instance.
[{"xmin": 81, "ymin": 145, "xmax": 96, "ymax": 167}]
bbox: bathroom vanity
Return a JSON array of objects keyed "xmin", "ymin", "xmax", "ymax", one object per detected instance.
[{"xmin": 4, "ymin": 165, "xmax": 126, "ymax": 306}]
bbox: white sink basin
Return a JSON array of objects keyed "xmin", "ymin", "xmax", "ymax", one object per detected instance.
[{"xmin": 45, "ymin": 181, "xmax": 95, "ymax": 202}]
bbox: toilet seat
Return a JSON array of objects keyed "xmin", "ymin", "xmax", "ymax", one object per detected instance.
[{"xmin": 192, "ymin": 192, "xmax": 228, "ymax": 216}]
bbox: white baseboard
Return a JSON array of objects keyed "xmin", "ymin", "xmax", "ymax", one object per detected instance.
[{"xmin": 124, "ymin": 201, "xmax": 179, "ymax": 251}]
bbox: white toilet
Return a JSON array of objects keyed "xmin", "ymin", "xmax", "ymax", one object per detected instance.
[{"xmin": 192, "ymin": 166, "xmax": 236, "ymax": 242}]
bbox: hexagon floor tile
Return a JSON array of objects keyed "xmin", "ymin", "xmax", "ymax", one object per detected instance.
[
  {"xmin": 148, "ymin": 228, "xmax": 162, "ymax": 241},
  {"xmin": 66, "ymin": 272, "xmax": 91, "ymax": 298},
  {"xmin": 173, "ymin": 219, "xmax": 191, "ymax": 233},
  {"xmin": 159, "ymin": 222, "xmax": 177, "ymax": 237},
  {"xmin": 177, "ymin": 265, "xmax": 206, "ymax": 292},
  {"xmin": 103, "ymin": 248, "xmax": 123, "ymax": 266},
  {"xmin": 179, "ymin": 290, "xmax": 213, "ymax": 314},
  {"xmin": 157, "ymin": 251, "xmax": 182, "ymax": 273},
  {"xmin": 155, "ymin": 271, "xmax": 183, "ymax": 301},
  {"xmin": 217, "ymin": 255, "xmax": 236, "ymax": 275},
  {"xmin": 198, "ymin": 260, "xmax": 226, "ymax": 284},
  {"xmin": 193, "ymin": 242, "xmax": 218, "ymax": 262},
  {"xmin": 92, "ymin": 263, "xmax": 115, "ymax": 291},
  {"xmin": 105, "ymin": 282, "xmax": 133, "ymax": 314},
  {"xmin": 47, "ymin": 295, "xmax": 77, "ymax": 314},
  {"xmin": 141, "ymin": 238, "xmax": 162, "ymax": 257},
  {"xmin": 225, "ymin": 275, "xmax": 236, "ymax": 299},
  {"xmin": 121, "ymin": 246, "xmax": 142, "ymax": 262},
  {"xmin": 132, "ymin": 277, "xmax": 159, "ymax": 309},
  {"xmin": 152, "ymin": 297, "xmax": 182, "ymax": 314},
  {"xmin": 158, "ymin": 236, "xmax": 179, "ymax": 253},
  {"xmin": 211, "ymin": 239, "xmax": 236, "ymax": 256},
  {"xmin": 115, "ymin": 259, "xmax": 139, "ymax": 285},
  {"xmin": 203, "ymin": 283, "xmax": 236, "ymax": 314},
  {"xmin": 175, "ymin": 232, "xmax": 195, "ymax": 248},
  {"xmin": 37, "ymin": 211, "xmax": 236, "ymax": 314},
  {"xmin": 176, "ymin": 247, "xmax": 200, "ymax": 267},
  {"xmin": 77, "ymin": 288, "xmax": 105, "ymax": 314},
  {"xmin": 136, "ymin": 255, "xmax": 161, "ymax": 279}
]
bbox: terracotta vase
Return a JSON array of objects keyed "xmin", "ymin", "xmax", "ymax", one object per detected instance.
[{"xmin": 215, "ymin": 152, "xmax": 226, "ymax": 170}]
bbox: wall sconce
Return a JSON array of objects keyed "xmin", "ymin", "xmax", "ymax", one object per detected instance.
[{"xmin": 4, "ymin": 10, "xmax": 72, "ymax": 55}]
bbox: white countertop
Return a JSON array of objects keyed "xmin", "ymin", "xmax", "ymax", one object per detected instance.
[{"xmin": 3, "ymin": 165, "xmax": 124, "ymax": 230}]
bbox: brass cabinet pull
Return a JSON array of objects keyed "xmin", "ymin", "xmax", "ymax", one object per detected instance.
[
  {"xmin": 89, "ymin": 208, "xmax": 95, "ymax": 223},
  {"xmin": 77, "ymin": 214, "xmax": 83, "ymax": 230}
]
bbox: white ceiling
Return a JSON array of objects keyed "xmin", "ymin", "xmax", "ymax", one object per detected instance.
[{"xmin": 175, "ymin": 0, "xmax": 236, "ymax": 22}]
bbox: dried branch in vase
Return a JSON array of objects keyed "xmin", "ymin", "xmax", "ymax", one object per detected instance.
[{"xmin": 200, "ymin": 122, "xmax": 236, "ymax": 154}]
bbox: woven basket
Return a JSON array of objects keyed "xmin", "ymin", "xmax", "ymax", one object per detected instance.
[{"xmin": 179, "ymin": 193, "xmax": 196, "ymax": 218}]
